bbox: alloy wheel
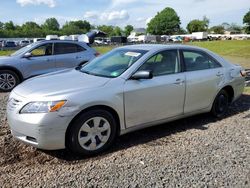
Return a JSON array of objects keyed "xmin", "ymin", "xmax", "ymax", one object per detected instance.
[{"xmin": 0, "ymin": 73, "xmax": 16, "ymax": 91}]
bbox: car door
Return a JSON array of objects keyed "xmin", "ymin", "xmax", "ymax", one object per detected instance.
[
  {"xmin": 181, "ymin": 49, "xmax": 224, "ymax": 113},
  {"xmin": 124, "ymin": 50, "xmax": 186, "ymax": 128},
  {"xmin": 54, "ymin": 43, "xmax": 90, "ymax": 70},
  {"xmin": 21, "ymin": 43, "xmax": 55, "ymax": 78}
]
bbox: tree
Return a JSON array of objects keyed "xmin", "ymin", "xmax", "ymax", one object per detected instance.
[
  {"xmin": 221, "ymin": 22, "xmax": 230, "ymax": 30},
  {"xmin": 243, "ymin": 9, "xmax": 250, "ymax": 34},
  {"xmin": 230, "ymin": 23, "xmax": 242, "ymax": 32},
  {"xmin": 71, "ymin": 20, "xmax": 91, "ymax": 33},
  {"xmin": 147, "ymin": 7, "xmax": 181, "ymax": 35},
  {"xmin": 202, "ymin": 16, "xmax": 210, "ymax": 30},
  {"xmin": 21, "ymin": 22, "xmax": 43, "ymax": 37},
  {"xmin": 42, "ymin": 18, "xmax": 60, "ymax": 31},
  {"xmin": 209, "ymin": 25, "xmax": 225, "ymax": 34},
  {"xmin": 62, "ymin": 22, "xmax": 82, "ymax": 35},
  {"xmin": 0, "ymin": 22, "xmax": 4, "ymax": 30},
  {"xmin": 61, "ymin": 20, "xmax": 91, "ymax": 35},
  {"xmin": 111, "ymin": 26, "xmax": 123, "ymax": 36},
  {"xmin": 97, "ymin": 25, "xmax": 114, "ymax": 36},
  {"xmin": 187, "ymin": 19, "xmax": 207, "ymax": 33},
  {"xmin": 124, "ymin": 25, "xmax": 133, "ymax": 36},
  {"xmin": 178, "ymin": 27, "xmax": 187, "ymax": 34},
  {"xmin": 4, "ymin": 21, "xmax": 15, "ymax": 30}
]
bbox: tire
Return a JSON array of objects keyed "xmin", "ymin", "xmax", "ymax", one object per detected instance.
[
  {"xmin": 211, "ymin": 90, "xmax": 229, "ymax": 118},
  {"xmin": 66, "ymin": 109, "xmax": 117, "ymax": 156},
  {"xmin": 0, "ymin": 70, "xmax": 20, "ymax": 92}
]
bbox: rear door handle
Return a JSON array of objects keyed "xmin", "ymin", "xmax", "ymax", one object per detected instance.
[
  {"xmin": 174, "ymin": 79, "xmax": 184, "ymax": 85},
  {"xmin": 216, "ymin": 72, "xmax": 224, "ymax": 77}
]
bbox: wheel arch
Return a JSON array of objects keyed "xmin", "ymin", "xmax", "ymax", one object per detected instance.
[
  {"xmin": 65, "ymin": 105, "xmax": 121, "ymax": 144},
  {"xmin": 221, "ymin": 85, "xmax": 234, "ymax": 103},
  {"xmin": 0, "ymin": 66, "xmax": 24, "ymax": 81}
]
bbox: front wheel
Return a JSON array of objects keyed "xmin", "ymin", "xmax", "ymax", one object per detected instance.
[
  {"xmin": 66, "ymin": 109, "xmax": 117, "ymax": 156},
  {"xmin": 211, "ymin": 90, "xmax": 229, "ymax": 118},
  {"xmin": 0, "ymin": 70, "xmax": 20, "ymax": 92}
]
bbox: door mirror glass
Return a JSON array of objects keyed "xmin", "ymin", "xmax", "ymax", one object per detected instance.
[
  {"xmin": 23, "ymin": 52, "xmax": 32, "ymax": 58},
  {"xmin": 131, "ymin": 70, "xmax": 153, "ymax": 80}
]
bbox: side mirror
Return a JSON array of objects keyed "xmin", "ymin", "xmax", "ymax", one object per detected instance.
[
  {"xmin": 131, "ymin": 70, "xmax": 153, "ymax": 80},
  {"xmin": 23, "ymin": 52, "xmax": 32, "ymax": 58},
  {"xmin": 76, "ymin": 62, "xmax": 88, "ymax": 70}
]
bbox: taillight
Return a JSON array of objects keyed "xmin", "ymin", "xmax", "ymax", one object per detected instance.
[
  {"xmin": 240, "ymin": 70, "xmax": 247, "ymax": 77},
  {"xmin": 95, "ymin": 52, "xmax": 101, "ymax": 57}
]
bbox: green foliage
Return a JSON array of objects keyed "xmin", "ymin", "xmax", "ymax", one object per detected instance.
[
  {"xmin": 0, "ymin": 22, "xmax": 4, "ymax": 30},
  {"xmin": 4, "ymin": 21, "xmax": 16, "ymax": 30},
  {"xmin": 0, "ymin": 18, "xmax": 92, "ymax": 38},
  {"xmin": 124, "ymin": 25, "xmax": 133, "ymax": 36},
  {"xmin": 147, "ymin": 7, "xmax": 181, "ymax": 35},
  {"xmin": 20, "ymin": 22, "xmax": 44, "ymax": 37},
  {"xmin": 178, "ymin": 27, "xmax": 187, "ymax": 34},
  {"xmin": 97, "ymin": 25, "xmax": 114, "ymax": 36},
  {"xmin": 210, "ymin": 25, "xmax": 225, "ymax": 34},
  {"xmin": 111, "ymin": 26, "xmax": 123, "ymax": 36},
  {"xmin": 42, "ymin": 18, "xmax": 60, "ymax": 31},
  {"xmin": 243, "ymin": 9, "xmax": 250, "ymax": 33},
  {"xmin": 187, "ymin": 19, "xmax": 207, "ymax": 33},
  {"xmin": 61, "ymin": 20, "xmax": 91, "ymax": 35},
  {"xmin": 230, "ymin": 23, "xmax": 242, "ymax": 32}
]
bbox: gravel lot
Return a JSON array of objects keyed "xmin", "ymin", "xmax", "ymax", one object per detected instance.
[{"xmin": 0, "ymin": 92, "xmax": 249, "ymax": 187}]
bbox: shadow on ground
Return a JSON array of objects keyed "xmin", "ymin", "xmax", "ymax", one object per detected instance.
[{"xmin": 44, "ymin": 94, "xmax": 250, "ymax": 162}]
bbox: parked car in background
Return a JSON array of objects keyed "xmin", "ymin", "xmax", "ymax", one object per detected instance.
[
  {"xmin": 2, "ymin": 41, "xmax": 17, "ymax": 48},
  {"xmin": 19, "ymin": 40, "xmax": 30, "ymax": 47},
  {"xmin": 33, "ymin": 38, "xmax": 45, "ymax": 43},
  {"xmin": 7, "ymin": 44, "xmax": 246, "ymax": 156},
  {"xmin": 0, "ymin": 40, "xmax": 98, "ymax": 91},
  {"xmin": 0, "ymin": 40, "xmax": 4, "ymax": 47}
]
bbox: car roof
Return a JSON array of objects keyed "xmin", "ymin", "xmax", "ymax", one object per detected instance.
[
  {"xmin": 36, "ymin": 40, "xmax": 85, "ymax": 44},
  {"xmin": 118, "ymin": 44, "xmax": 208, "ymax": 52}
]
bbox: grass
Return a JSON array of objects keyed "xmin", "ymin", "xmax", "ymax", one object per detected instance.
[
  {"xmin": 190, "ymin": 40, "xmax": 250, "ymax": 58},
  {"xmin": 244, "ymin": 87, "xmax": 250, "ymax": 94},
  {"xmin": 94, "ymin": 46, "xmax": 115, "ymax": 54},
  {"xmin": 0, "ymin": 50, "xmax": 15, "ymax": 56}
]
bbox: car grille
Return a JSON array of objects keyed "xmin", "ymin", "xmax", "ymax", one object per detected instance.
[{"xmin": 8, "ymin": 98, "xmax": 22, "ymax": 111}]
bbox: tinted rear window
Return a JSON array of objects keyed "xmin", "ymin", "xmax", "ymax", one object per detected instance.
[{"xmin": 54, "ymin": 43, "xmax": 85, "ymax": 55}]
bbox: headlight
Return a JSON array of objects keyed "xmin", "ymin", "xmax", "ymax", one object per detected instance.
[{"xmin": 20, "ymin": 100, "xmax": 66, "ymax": 114}]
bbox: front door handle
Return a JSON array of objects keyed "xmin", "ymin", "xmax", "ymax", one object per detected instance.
[{"xmin": 174, "ymin": 79, "xmax": 184, "ymax": 85}]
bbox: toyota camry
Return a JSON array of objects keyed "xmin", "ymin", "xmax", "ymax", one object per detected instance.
[{"xmin": 7, "ymin": 44, "xmax": 246, "ymax": 155}]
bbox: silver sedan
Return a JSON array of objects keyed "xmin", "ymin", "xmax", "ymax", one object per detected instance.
[{"xmin": 7, "ymin": 44, "xmax": 246, "ymax": 155}]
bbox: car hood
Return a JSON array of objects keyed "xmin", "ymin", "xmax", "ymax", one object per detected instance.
[
  {"xmin": 13, "ymin": 69, "xmax": 111, "ymax": 98},
  {"xmin": 0, "ymin": 56, "xmax": 17, "ymax": 64}
]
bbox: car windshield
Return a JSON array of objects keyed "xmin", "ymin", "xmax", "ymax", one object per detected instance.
[
  {"xmin": 11, "ymin": 43, "xmax": 37, "ymax": 56},
  {"xmin": 80, "ymin": 48, "xmax": 148, "ymax": 78}
]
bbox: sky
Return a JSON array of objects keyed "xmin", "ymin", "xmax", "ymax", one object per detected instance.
[{"xmin": 0, "ymin": 0, "xmax": 249, "ymax": 29}]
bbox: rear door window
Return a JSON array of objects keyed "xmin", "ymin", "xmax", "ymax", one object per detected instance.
[
  {"xmin": 54, "ymin": 43, "xmax": 85, "ymax": 55},
  {"xmin": 182, "ymin": 50, "xmax": 221, "ymax": 71}
]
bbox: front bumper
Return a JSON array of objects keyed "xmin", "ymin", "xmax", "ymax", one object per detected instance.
[{"xmin": 6, "ymin": 94, "xmax": 75, "ymax": 150}]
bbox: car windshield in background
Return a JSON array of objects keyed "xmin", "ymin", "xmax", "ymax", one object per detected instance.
[
  {"xmin": 11, "ymin": 43, "xmax": 37, "ymax": 56},
  {"xmin": 80, "ymin": 49, "xmax": 148, "ymax": 78}
]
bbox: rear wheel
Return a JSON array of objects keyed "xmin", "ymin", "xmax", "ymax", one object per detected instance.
[
  {"xmin": 211, "ymin": 90, "xmax": 229, "ymax": 118},
  {"xmin": 66, "ymin": 109, "xmax": 117, "ymax": 156},
  {"xmin": 0, "ymin": 70, "xmax": 20, "ymax": 92}
]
